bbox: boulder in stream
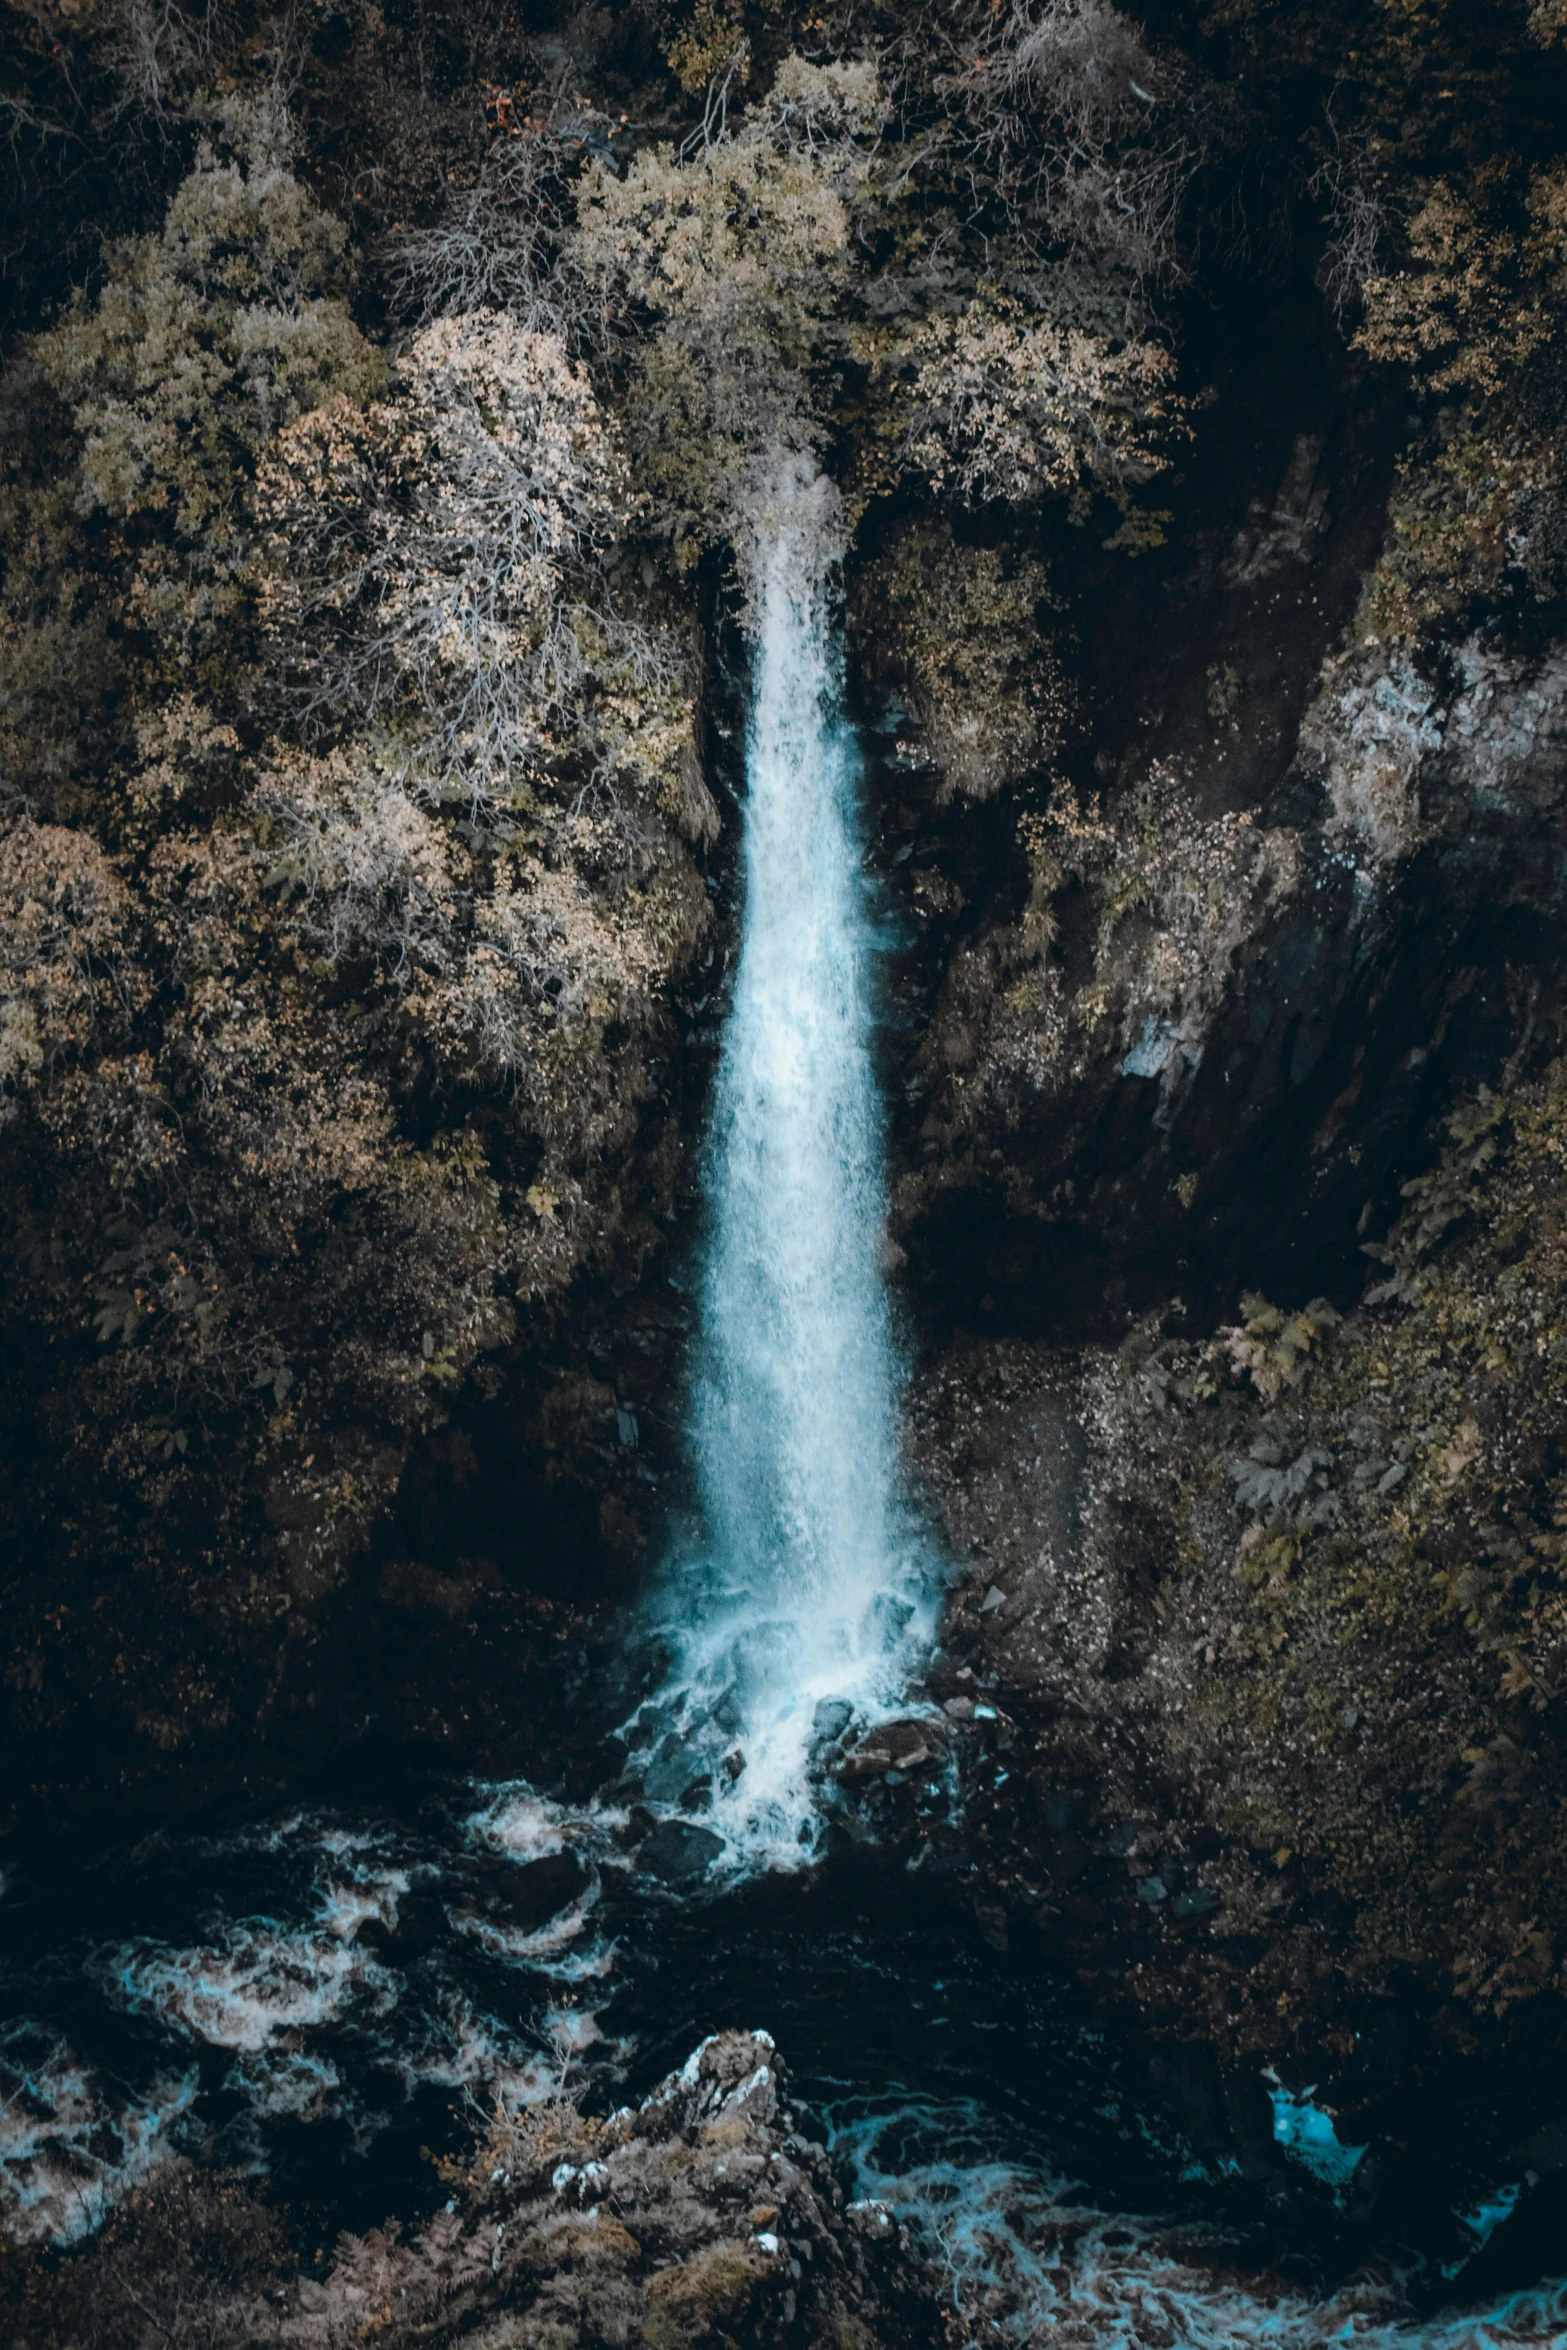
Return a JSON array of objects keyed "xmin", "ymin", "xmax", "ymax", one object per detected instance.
[
  {"xmin": 835, "ymin": 1718, "xmax": 949, "ymax": 1784},
  {"xmin": 638, "ymin": 1817, "xmax": 725, "ymax": 1881}
]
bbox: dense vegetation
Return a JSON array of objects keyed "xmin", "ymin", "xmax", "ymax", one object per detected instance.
[{"xmin": 2, "ymin": 0, "xmax": 1567, "ymax": 2092}]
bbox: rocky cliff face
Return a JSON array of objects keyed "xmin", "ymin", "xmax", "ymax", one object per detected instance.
[
  {"xmin": 3, "ymin": 0, "xmax": 1567, "ymax": 2136},
  {"xmin": 851, "ymin": 238, "xmax": 1567, "ymax": 2069},
  {"xmin": 832, "ymin": 0, "xmax": 1567, "ymax": 2081}
]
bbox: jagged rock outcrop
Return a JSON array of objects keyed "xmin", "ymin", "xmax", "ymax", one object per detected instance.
[{"xmin": 0, "ymin": 2032, "xmax": 941, "ymax": 2349}]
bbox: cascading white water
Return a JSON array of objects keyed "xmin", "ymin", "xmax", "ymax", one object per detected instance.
[{"xmin": 636, "ymin": 456, "xmax": 938, "ymax": 1866}]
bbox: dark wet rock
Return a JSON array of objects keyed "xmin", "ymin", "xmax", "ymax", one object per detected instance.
[
  {"xmin": 1171, "ymin": 1886, "xmax": 1220, "ymax": 1921},
  {"xmin": 0, "ymin": 2033, "xmax": 944, "ymax": 2348},
  {"xmin": 806, "ymin": 1702, "xmax": 856, "ymax": 1783},
  {"xmin": 498, "ymin": 1849, "xmax": 589, "ymax": 1928},
  {"xmin": 836, "ymin": 1718, "xmax": 948, "ymax": 1785},
  {"xmin": 710, "ymin": 1687, "xmax": 745, "ymax": 1736},
  {"xmin": 914, "ymin": 1089, "xmax": 1567, "ymax": 2093},
  {"xmin": 1510, "ymin": 2115, "xmax": 1567, "ymax": 2172},
  {"xmin": 1049, "ymin": 1830, "xmax": 1090, "ymax": 1885},
  {"xmin": 973, "ymin": 1898, "xmax": 1010, "ymax": 1954},
  {"xmin": 643, "ymin": 1733, "xmax": 706, "ymax": 1803},
  {"xmin": 638, "ymin": 1818, "xmax": 725, "ymax": 1881}
]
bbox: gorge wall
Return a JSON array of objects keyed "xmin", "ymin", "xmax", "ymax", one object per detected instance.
[{"xmin": 3, "ymin": 0, "xmax": 1567, "ymax": 2136}]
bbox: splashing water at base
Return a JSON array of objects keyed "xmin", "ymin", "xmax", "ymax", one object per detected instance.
[
  {"xmin": 829, "ymin": 2096, "xmax": 1567, "ymax": 2350},
  {"xmin": 634, "ymin": 457, "xmax": 939, "ymax": 1867}
]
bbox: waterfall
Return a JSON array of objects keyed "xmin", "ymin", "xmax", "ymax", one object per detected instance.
[{"xmin": 635, "ymin": 458, "xmax": 937, "ymax": 1868}]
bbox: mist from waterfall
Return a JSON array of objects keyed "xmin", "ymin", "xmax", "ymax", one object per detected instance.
[{"xmin": 636, "ymin": 457, "xmax": 938, "ymax": 1867}]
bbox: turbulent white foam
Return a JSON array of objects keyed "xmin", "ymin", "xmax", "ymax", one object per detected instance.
[
  {"xmin": 1, "ymin": 1824, "xmax": 433, "ymax": 2239},
  {"xmin": 544, "ymin": 2005, "xmax": 604, "ymax": 2058},
  {"xmin": 450, "ymin": 1895, "xmax": 616, "ymax": 1979},
  {"xmin": 319, "ymin": 1865, "xmax": 410, "ymax": 1942},
  {"xmin": 0, "ymin": 2031, "xmax": 197, "ymax": 2244},
  {"xmin": 833, "ymin": 2096, "xmax": 1567, "ymax": 2349},
  {"xmin": 390, "ymin": 1994, "xmax": 519, "ymax": 2100},
  {"xmin": 464, "ymin": 1785, "xmax": 626, "ymax": 1864},
  {"xmin": 114, "ymin": 1929, "xmax": 394, "ymax": 2054},
  {"xmin": 104, "ymin": 1847, "xmax": 410, "ymax": 2138},
  {"xmin": 456, "ymin": 1783, "xmax": 628, "ymax": 2081},
  {"xmin": 241, "ymin": 2046, "xmax": 343, "ymax": 2121},
  {"xmin": 112, "ymin": 1878, "xmax": 404, "ymax": 2059},
  {"xmin": 641, "ymin": 453, "xmax": 939, "ymax": 1868}
]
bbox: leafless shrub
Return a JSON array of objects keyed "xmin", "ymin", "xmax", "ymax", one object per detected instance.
[
  {"xmin": 943, "ymin": 0, "xmax": 1225, "ymax": 289},
  {"xmin": 382, "ymin": 133, "xmax": 589, "ymax": 334},
  {"xmin": 256, "ymin": 749, "xmax": 455, "ymax": 974},
  {"xmin": 380, "ymin": 42, "xmax": 629, "ymax": 343},
  {"xmin": 101, "ymin": 0, "xmax": 254, "ymax": 130},
  {"xmin": 678, "ymin": 35, "xmax": 751, "ymax": 159},
  {"xmin": 106, "ymin": 0, "xmax": 219, "ymax": 115},
  {"xmin": 1307, "ymin": 110, "xmax": 1386, "ymax": 323}
]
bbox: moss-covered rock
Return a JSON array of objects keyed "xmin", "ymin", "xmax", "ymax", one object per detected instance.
[{"xmin": 916, "ymin": 1061, "xmax": 1567, "ymax": 2066}]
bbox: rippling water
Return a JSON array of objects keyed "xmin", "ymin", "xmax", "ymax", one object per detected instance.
[{"xmin": 3, "ymin": 1776, "xmax": 1564, "ymax": 2342}]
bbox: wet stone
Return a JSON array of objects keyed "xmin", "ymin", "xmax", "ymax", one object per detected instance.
[
  {"xmin": 638, "ymin": 1818, "xmax": 724, "ymax": 1881},
  {"xmin": 505, "ymin": 1850, "xmax": 590, "ymax": 1925},
  {"xmin": 629, "ymin": 1697, "xmax": 680, "ymax": 1742},
  {"xmin": 974, "ymin": 1898, "xmax": 1010, "ymax": 1953},
  {"xmin": 710, "ymin": 1687, "xmax": 745, "ymax": 1736},
  {"xmin": 812, "ymin": 1697, "xmax": 855, "ymax": 1744},
  {"xmin": 1051, "ymin": 1832, "xmax": 1089, "ymax": 1884},
  {"xmin": 837, "ymin": 1718, "xmax": 948, "ymax": 1784},
  {"xmin": 643, "ymin": 1733, "xmax": 704, "ymax": 1803},
  {"xmin": 1170, "ymin": 1885, "xmax": 1219, "ymax": 1920}
]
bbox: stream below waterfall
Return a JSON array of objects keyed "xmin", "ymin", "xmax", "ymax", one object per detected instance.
[
  {"xmin": 5, "ymin": 468, "xmax": 1567, "ymax": 2343},
  {"xmin": 4, "ymin": 1758, "xmax": 1567, "ymax": 2344}
]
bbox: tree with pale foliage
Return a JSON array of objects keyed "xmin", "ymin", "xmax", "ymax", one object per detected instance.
[
  {"xmin": 898, "ymin": 292, "xmax": 1179, "ymax": 514},
  {"xmin": 573, "ymin": 56, "xmax": 885, "ymax": 561},
  {"xmin": 257, "ymin": 310, "xmax": 683, "ymax": 811}
]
